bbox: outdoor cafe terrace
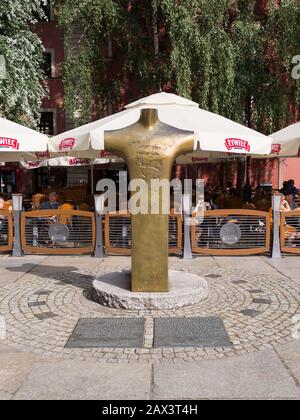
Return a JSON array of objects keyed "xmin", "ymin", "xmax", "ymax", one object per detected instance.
[
  {"xmin": 1, "ymin": 93, "xmax": 300, "ymax": 260},
  {"xmin": 0, "ymin": 186, "xmax": 300, "ymax": 259}
]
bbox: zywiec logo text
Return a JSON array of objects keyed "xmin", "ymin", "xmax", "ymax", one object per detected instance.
[
  {"xmin": 59, "ymin": 138, "xmax": 76, "ymax": 151},
  {"xmin": 27, "ymin": 162, "xmax": 42, "ymax": 169},
  {"xmin": 192, "ymin": 157, "xmax": 208, "ymax": 163},
  {"xmin": 0, "ymin": 137, "xmax": 20, "ymax": 150},
  {"xmin": 68, "ymin": 158, "xmax": 90, "ymax": 166},
  {"xmin": 35, "ymin": 151, "xmax": 50, "ymax": 159},
  {"xmin": 271, "ymin": 144, "xmax": 282, "ymax": 155},
  {"xmin": 225, "ymin": 138, "xmax": 251, "ymax": 153},
  {"xmin": 100, "ymin": 150, "xmax": 118, "ymax": 158}
]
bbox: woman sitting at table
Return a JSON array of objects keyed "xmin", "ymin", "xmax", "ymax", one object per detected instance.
[{"xmin": 282, "ymin": 192, "xmax": 299, "ymax": 211}]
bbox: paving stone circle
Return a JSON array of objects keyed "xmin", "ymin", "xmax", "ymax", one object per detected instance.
[{"xmin": 0, "ymin": 258, "xmax": 299, "ymax": 363}]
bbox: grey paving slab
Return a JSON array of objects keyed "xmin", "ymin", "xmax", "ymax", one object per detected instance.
[
  {"xmin": 240, "ymin": 309, "xmax": 262, "ymax": 318},
  {"xmin": 276, "ymin": 340, "xmax": 300, "ymax": 362},
  {"xmin": 0, "ymin": 352, "xmax": 37, "ymax": 396},
  {"xmin": 0, "ymin": 390, "xmax": 13, "ymax": 400},
  {"xmin": 170, "ymin": 256, "xmax": 218, "ymax": 271},
  {"xmin": 248, "ymin": 289, "xmax": 264, "ymax": 294},
  {"xmin": 153, "ymin": 350, "xmax": 300, "ymax": 400},
  {"xmin": 275, "ymin": 338, "xmax": 300, "ymax": 386},
  {"xmin": 13, "ymin": 360, "xmax": 152, "ymax": 400},
  {"xmin": 252, "ymin": 298, "xmax": 272, "ymax": 305},
  {"xmin": 0, "ymin": 256, "xmax": 45, "ymax": 270},
  {"xmin": 34, "ymin": 290, "xmax": 51, "ymax": 296},
  {"xmin": 0, "ymin": 256, "xmax": 46, "ymax": 285},
  {"xmin": 275, "ymin": 269, "xmax": 300, "ymax": 282},
  {"xmin": 154, "ymin": 317, "xmax": 232, "ymax": 348},
  {"xmin": 66, "ymin": 318, "xmax": 145, "ymax": 348},
  {"xmin": 0, "ymin": 342, "xmax": 22, "ymax": 353},
  {"xmin": 266, "ymin": 258, "xmax": 300, "ymax": 269},
  {"xmin": 205, "ymin": 274, "xmax": 222, "ymax": 279},
  {"xmin": 213, "ymin": 258, "xmax": 276, "ymax": 274},
  {"xmin": 28, "ymin": 301, "xmax": 47, "ymax": 307},
  {"xmin": 281, "ymin": 360, "xmax": 300, "ymax": 385},
  {"xmin": 34, "ymin": 312, "xmax": 58, "ymax": 321}
]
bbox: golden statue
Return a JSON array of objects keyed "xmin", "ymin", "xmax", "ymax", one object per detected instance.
[{"xmin": 105, "ymin": 109, "xmax": 194, "ymax": 292}]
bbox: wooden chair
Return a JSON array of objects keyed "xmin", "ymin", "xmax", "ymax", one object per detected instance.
[
  {"xmin": 32, "ymin": 194, "xmax": 46, "ymax": 210},
  {"xmin": 3, "ymin": 200, "xmax": 12, "ymax": 212},
  {"xmin": 58, "ymin": 203, "xmax": 74, "ymax": 225}
]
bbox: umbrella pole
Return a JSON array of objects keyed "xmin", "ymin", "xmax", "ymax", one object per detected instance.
[
  {"xmin": 278, "ymin": 158, "xmax": 283, "ymax": 190},
  {"xmin": 0, "ymin": 169, "xmax": 3, "ymax": 193},
  {"xmin": 91, "ymin": 163, "xmax": 94, "ymax": 195}
]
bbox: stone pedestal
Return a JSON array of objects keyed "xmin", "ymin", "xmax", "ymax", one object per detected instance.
[{"xmin": 92, "ymin": 270, "xmax": 208, "ymax": 311}]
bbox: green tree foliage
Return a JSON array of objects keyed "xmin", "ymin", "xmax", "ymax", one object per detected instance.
[
  {"xmin": 0, "ymin": 0, "xmax": 47, "ymax": 126},
  {"xmin": 54, "ymin": 0, "xmax": 300, "ymax": 132}
]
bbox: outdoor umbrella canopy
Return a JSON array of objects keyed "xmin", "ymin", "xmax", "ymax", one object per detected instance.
[
  {"xmin": 20, "ymin": 155, "xmax": 123, "ymax": 169},
  {"xmin": 19, "ymin": 155, "xmax": 125, "ymax": 195},
  {"xmin": 49, "ymin": 92, "xmax": 273, "ymax": 158},
  {"xmin": 176, "ymin": 152, "xmax": 235, "ymax": 165},
  {"xmin": 0, "ymin": 117, "xmax": 49, "ymax": 162},
  {"xmin": 269, "ymin": 122, "xmax": 300, "ymax": 157}
]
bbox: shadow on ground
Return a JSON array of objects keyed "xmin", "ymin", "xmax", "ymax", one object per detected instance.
[{"xmin": 7, "ymin": 264, "xmax": 95, "ymax": 292}]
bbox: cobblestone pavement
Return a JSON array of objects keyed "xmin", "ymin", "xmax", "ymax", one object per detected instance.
[{"xmin": 0, "ymin": 255, "xmax": 299, "ymax": 364}]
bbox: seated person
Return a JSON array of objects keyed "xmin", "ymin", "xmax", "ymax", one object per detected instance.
[
  {"xmin": 280, "ymin": 193, "xmax": 291, "ymax": 212},
  {"xmin": 243, "ymin": 202, "xmax": 257, "ymax": 210},
  {"xmin": 224, "ymin": 190, "xmax": 243, "ymax": 209},
  {"xmin": 214, "ymin": 190, "xmax": 228, "ymax": 209},
  {"xmin": 39, "ymin": 192, "xmax": 60, "ymax": 210},
  {"xmin": 284, "ymin": 192, "xmax": 299, "ymax": 211},
  {"xmin": 280, "ymin": 193, "xmax": 300, "ymax": 246},
  {"xmin": 0, "ymin": 195, "xmax": 10, "ymax": 240},
  {"xmin": 256, "ymin": 197, "xmax": 272, "ymax": 212},
  {"xmin": 0, "ymin": 194, "xmax": 4, "ymax": 212}
]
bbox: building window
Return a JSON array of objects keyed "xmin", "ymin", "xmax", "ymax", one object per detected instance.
[
  {"xmin": 36, "ymin": 1, "xmax": 54, "ymax": 22},
  {"xmin": 42, "ymin": 50, "xmax": 54, "ymax": 79},
  {"xmin": 39, "ymin": 111, "xmax": 56, "ymax": 136}
]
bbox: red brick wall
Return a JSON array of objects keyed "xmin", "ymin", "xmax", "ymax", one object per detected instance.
[{"xmin": 34, "ymin": 21, "xmax": 65, "ymax": 134}]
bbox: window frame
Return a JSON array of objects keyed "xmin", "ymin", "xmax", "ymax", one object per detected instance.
[
  {"xmin": 43, "ymin": 49, "xmax": 55, "ymax": 79},
  {"xmin": 39, "ymin": 108, "xmax": 57, "ymax": 136}
]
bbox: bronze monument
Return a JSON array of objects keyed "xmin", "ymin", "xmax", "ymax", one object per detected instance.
[{"xmin": 105, "ymin": 109, "xmax": 194, "ymax": 292}]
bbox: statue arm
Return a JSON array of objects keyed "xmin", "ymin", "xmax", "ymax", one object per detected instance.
[
  {"xmin": 174, "ymin": 135, "xmax": 195, "ymax": 158},
  {"xmin": 104, "ymin": 131, "xmax": 128, "ymax": 159}
]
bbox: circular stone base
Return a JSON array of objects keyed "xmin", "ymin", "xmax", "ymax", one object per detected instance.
[{"xmin": 92, "ymin": 270, "xmax": 208, "ymax": 310}]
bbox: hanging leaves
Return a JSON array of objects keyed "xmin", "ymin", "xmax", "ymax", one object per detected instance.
[
  {"xmin": 53, "ymin": 0, "xmax": 300, "ymax": 131},
  {"xmin": 0, "ymin": 0, "xmax": 47, "ymax": 126}
]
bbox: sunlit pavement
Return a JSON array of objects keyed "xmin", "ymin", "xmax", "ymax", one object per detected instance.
[{"xmin": 0, "ymin": 254, "xmax": 299, "ymax": 400}]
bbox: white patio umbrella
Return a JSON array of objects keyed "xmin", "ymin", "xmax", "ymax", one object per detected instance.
[
  {"xmin": 0, "ymin": 117, "xmax": 49, "ymax": 162},
  {"xmin": 20, "ymin": 155, "xmax": 124, "ymax": 194},
  {"xmin": 49, "ymin": 92, "xmax": 272, "ymax": 157},
  {"xmin": 176, "ymin": 151, "xmax": 240, "ymax": 165},
  {"xmin": 269, "ymin": 122, "xmax": 300, "ymax": 157},
  {"xmin": 20, "ymin": 155, "xmax": 123, "ymax": 169}
]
